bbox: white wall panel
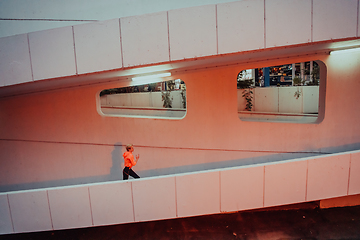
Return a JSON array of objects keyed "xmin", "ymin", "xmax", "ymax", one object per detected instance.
[
  {"xmin": 264, "ymin": 161, "xmax": 307, "ymax": 207},
  {"xmin": 0, "ymin": 34, "xmax": 32, "ymax": 86},
  {"xmin": 217, "ymin": 0, "xmax": 264, "ymax": 54},
  {"xmin": 89, "ymin": 181, "xmax": 134, "ymax": 226},
  {"xmin": 8, "ymin": 190, "xmax": 52, "ymax": 233},
  {"xmin": 266, "ymin": 0, "xmax": 311, "ymax": 47},
  {"xmin": 349, "ymin": 151, "xmax": 360, "ymax": 195},
  {"xmin": 0, "ymin": 194, "xmax": 13, "ymax": 235},
  {"xmin": 302, "ymin": 86, "xmax": 319, "ymax": 113},
  {"xmin": 74, "ymin": 19, "xmax": 122, "ymax": 74},
  {"xmin": 131, "ymin": 93, "xmax": 152, "ymax": 108},
  {"xmin": 313, "ymin": 0, "xmax": 358, "ymax": 42},
  {"xmin": 176, "ymin": 171, "xmax": 220, "ymax": 218},
  {"xmin": 1, "ymin": 150, "xmax": 359, "ymax": 236},
  {"xmin": 169, "ymin": 5, "xmax": 217, "ymax": 61},
  {"xmin": 279, "ymin": 87, "xmax": 303, "ymax": 113},
  {"xmin": 0, "ymin": 0, "xmax": 235, "ymax": 38},
  {"xmin": 151, "ymin": 92, "xmax": 165, "ymax": 108},
  {"xmin": 220, "ymin": 166, "xmax": 263, "ymax": 212},
  {"xmin": 307, "ymin": 154, "xmax": 351, "ymax": 201},
  {"xmin": 254, "ymin": 87, "xmax": 279, "ymax": 112},
  {"xmin": 132, "ymin": 177, "xmax": 176, "ymax": 222},
  {"xmin": 106, "ymin": 93, "xmax": 132, "ymax": 107},
  {"xmin": 48, "ymin": 186, "xmax": 92, "ymax": 230},
  {"xmin": 121, "ymin": 12, "xmax": 169, "ymax": 67},
  {"xmin": 0, "ymin": 19, "xmax": 87, "ymax": 39},
  {"xmin": 28, "ymin": 26, "xmax": 76, "ymax": 81}
]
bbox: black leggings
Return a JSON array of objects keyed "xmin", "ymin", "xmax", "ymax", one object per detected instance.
[{"xmin": 123, "ymin": 167, "xmax": 140, "ymax": 180}]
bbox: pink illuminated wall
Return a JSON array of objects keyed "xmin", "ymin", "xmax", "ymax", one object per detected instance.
[
  {"xmin": 0, "ymin": 0, "xmax": 360, "ymax": 192},
  {"xmin": 1, "ymin": 51, "xmax": 360, "ymax": 191},
  {"xmin": 1, "ymin": 0, "xmax": 360, "ymax": 236}
]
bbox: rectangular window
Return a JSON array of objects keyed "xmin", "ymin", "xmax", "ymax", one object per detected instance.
[
  {"xmin": 99, "ymin": 79, "xmax": 186, "ymax": 119},
  {"xmin": 238, "ymin": 60, "xmax": 325, "ymax": 123}
]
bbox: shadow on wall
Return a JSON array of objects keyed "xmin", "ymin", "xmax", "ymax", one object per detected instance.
[
  {"xmin": 137, "ymin": 151, "xmax": 321, "ymax": 178},
  {"xmin": 1, "ymin": 142, "xmax": 359, "ymax": 192},
  {"xmin": 0, "ymin": 142, "xmax": 125, "ymax": 193},
  {"xmin": 136, "ymin": 142, "xmax": 360, "ymax": 178},
  {"xmin": 110, "ymin": 142, "xmax": 123, "ymax": 180}
]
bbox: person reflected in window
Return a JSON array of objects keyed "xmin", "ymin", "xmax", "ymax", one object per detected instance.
[{"xmin": 123, "ymin": 144, "xmax": 140, "ymax": 180}]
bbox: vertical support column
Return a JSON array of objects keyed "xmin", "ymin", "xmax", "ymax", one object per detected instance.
[
  {"xmin": 255, "ymin": 68, "xmax": 259, "ymax": 86},
  {"xmin": 292, "ymin": 63, "xmax": 296, "ymax": 79},
  {"xmin": 310, "ymin": 61, "xmax": 313, "ymax": 81},
  {"xmin": 251, "ymin": 69, "xmax": 256, "ymax": 86},
  {"xmin": 292, "ymin": 63, "xmax": 296, "ymax": 86},
  {"xmin": 300, "ymin": 62, "xmax": 305, "ymax": 81},
  {"xmin": 263, "ymin": 67, "xmax": 270, "ymax": 87}
]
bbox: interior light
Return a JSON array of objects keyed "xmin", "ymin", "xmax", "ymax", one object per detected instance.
[
  {"xmin": 132, "ymin": 72, "xmax": 171, "ymax": 81},
  {"xmin": 330, "ymin": 47, "xmax": 360, "ymax": 55}
]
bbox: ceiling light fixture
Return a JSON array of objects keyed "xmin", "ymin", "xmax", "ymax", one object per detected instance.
[
  {"xmin": 330, "ymin": 46, "xmax": 360, "ymax": 55},
  {"xmin": 132, "ymin": 72, "xmax": 171, "ymax": 81}
]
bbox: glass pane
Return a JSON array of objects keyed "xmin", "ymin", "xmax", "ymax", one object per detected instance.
[{"xmin": 100, "ymin": 79, "xmax": 186, "ymax": 119}]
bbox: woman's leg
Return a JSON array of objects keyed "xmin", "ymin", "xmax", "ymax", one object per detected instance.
[
  {"xmin": 128, "ymin": 168, "xmax": 140, "ymax": 178},
  {"xmin": 123, "ymin": 167, "xmax": 130, "ymax": 180}
]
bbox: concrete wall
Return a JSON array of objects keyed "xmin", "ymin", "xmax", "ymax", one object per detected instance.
[
  {"xmin": 238, "ymin": 86, "xmax": 319, "ymax": 114},
  {"xmin": 0, "ymin": 0, "xmax": 360, "ymax": 203},
  {"xmin": 1, "ymin": 51, "xmax": 360, "ymax": 191},
  {"xmin": 1, "ymin": 149, "xmax": 359, "ymax": 235}
]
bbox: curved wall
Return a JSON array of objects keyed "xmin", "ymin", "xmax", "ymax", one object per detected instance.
[{"xmin": 1, "ymin": 51, "xmax": 360, "ymax": 191}]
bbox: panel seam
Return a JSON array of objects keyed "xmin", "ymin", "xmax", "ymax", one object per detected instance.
[
  {"xmin": 215, "ymin": 4, "xmax": 219, "ymax": 55},
  {"xmin": 72, "ymin": 26, "xmax": 78, "ymax": 75},
  {"xmin": 27, "ymin": 34, "xmax": 34, "ymax": 82},
  {"xmin": 0, "ymin": 139, "xmax": 332, "ymax": 155},
  {"xmin": 357, "ymin": 0, "xmax": 360, "ymax": 37},
  {"xmin": 7, "ymin": 194, "xmax": 15, "ymax": 233},
  {"xmin": 263, "ymin": 0, "xmax": 266, "ymax": 48},
  {"xmin": 219, "ymin": 171, "xmax": 221, "ymax": 212},
  {"xmin": 46, "ymin": 190, "xmax": 54, "ymax": 230},
  {"xmin": 119, "ymin": 18, "xmax": 124, "ymax": 68},
  {"xmin": 311, "ymin": 0, "xmax": 314, "ymax": 42},
  {"xmin": 167, "ymin": 11, "xmax": 171, "ymax": 61},
  {"xmin": 305, "ymin": 160, "xmax": 309, "ymax": 201},
  {"xmin": 347, "ymin": 154, "xmax": 352, "ymax": 195},
  {"xmin": 88, "ymin": 187, "xmax": 94, "ymax": 226},
  {"xmin": 263, "ymin": 166, "xmax": 265, "ymax": 207},
  {"xmin": 131, "ymin": 182, "xmax": 136, "ymax": 222},
  {"xmin": 175, "ymin": 177, "xmax": 178, "ymax": 217}
]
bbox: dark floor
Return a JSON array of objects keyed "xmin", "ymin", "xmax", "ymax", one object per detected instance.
[{"xmin": 2, "ymin": 204, "xmax": 360, "ymax": 240}]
